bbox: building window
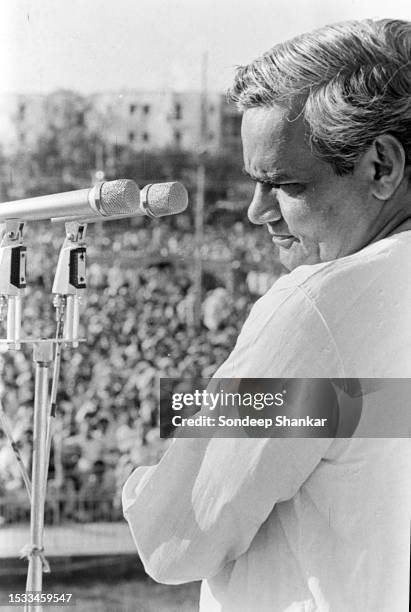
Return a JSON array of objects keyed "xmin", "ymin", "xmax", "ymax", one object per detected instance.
[
  {"xmin": 129, "ymin": 104, "xmax": 136, "ymax": 115},
  {"xmin": 142, "ymin": 132, "xmax": 149, "ymax": 142},
  {"xmin": 128, "ymin": 131, "xmax": 135, "ymax": 143},
  {"xmin": 174, "ymin": 130, "xmax": 182, "ymax": 145},
  {"xmin": 143, "ymin": 104, "xmax": 150, "ymax": 115},
  {"xmin": 76, "ymin": 111, "xmax": 85, "ymax": 126},
  {"xmin": 18, "ymin": 103, "xmax": 26, "ymax": 120},
  {"xmin": 174, "ymin": 103, "xmax": 182, "ymax": 120}
]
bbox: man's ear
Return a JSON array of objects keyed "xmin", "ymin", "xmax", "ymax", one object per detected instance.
[{"xmin": 361, "ymin": 135, "xmax": 406, "ymax": 200}]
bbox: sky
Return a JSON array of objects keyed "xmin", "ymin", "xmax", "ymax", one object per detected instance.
[{"xmin": 1, "ymin": 0, "xmax": 411, "ymax": 95}]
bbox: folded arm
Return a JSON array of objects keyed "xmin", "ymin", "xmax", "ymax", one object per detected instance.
[{"xmin": 123, "ymin": 436, "xmax": 332, "ymax": 584}]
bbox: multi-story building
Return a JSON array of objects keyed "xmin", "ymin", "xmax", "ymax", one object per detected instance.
[
  {"xmin": 0, "ymin": 93, "xmax": 47, "ymax": 153},
  {"xmin": 0, "ymin": 90, "xmax": 242, "ymax": 156}
]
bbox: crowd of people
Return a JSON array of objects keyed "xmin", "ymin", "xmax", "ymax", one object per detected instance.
[{"xmin": 0, "ymin": 214, "xmax": 280, "ymax": 523}]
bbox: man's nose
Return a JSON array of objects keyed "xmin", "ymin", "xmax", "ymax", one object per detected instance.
[{"xmin": 247, "ymin": 183, "xmax": 281, "ymax": 225}]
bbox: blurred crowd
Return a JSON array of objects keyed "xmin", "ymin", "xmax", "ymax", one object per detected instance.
[{"xmin": 0, "ymin": 215, "xmax": 281, "ymax": 523}]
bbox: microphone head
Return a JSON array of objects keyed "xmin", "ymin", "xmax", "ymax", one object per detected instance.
[
  {"xmin": 97, "ymin": 180, "xmax": 140, "ymax": 215},
  {"xmin": 141, "ymin": 182, "xmax": 188, "ymax": 217}
]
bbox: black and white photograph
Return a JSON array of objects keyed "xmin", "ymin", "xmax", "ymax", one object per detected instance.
[{"xmin": 0, "ymin": 1, "xmax": 410, "ymax": 610}]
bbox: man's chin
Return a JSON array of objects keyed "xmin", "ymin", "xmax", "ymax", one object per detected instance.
[{"xmin": 278, "ymin": 244, "xmax": 321, "ymax": 271}]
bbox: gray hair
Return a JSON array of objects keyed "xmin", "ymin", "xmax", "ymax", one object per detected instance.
[{"xmin": 228, "ymin": 19, "xmax": 411, "ymax": 175}]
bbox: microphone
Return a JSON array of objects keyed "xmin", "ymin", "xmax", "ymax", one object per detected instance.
[
  {"xmin": 52, "ymin": 181, "xmax": 188, "ymax": 223},
  {"xmin": 0, "ymin": 180, "xmax": 141, "ymax": 222},
  {"xmin": 0, "ymin": 181, "xmax": 188, "ymax": 223},
  {"xmin": 140, "ymin": 182, "xmax": 188, "ymax": 218}
]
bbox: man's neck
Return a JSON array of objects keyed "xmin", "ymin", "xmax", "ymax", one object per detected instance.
[{"xmin": 370, "ymin": 208, "xmax": 411, "ymax": 245}]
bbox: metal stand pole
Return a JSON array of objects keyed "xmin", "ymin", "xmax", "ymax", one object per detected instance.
[
  {"xmin": 0, "ymin": 217, "xmax": 87, "ymax": 609},
  {"xmin": 193, "ymin": 162, "xmax": 205, "ymax": 329},
  {"xmin": 25, "ymin": 341, "xmax": 53, "ymax": 612},
  {"xmin": 192, "ymin": 53, "xmax": 208, "ymax": 330}
]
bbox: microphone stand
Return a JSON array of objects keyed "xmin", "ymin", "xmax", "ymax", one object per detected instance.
[
  {"xmin": 52, "ymin": 220, "xmax": 87, "ymax": 347},
  {"xmin": 0, "ymin": 219, "xmax": 87, "ymax": 612},
  {"xmin": 0, "ymin": 219, "xmax": 26, "ymax": 349},
  {"xmin": 24, "ymin": 340, "xmax": 53, "ymax": 611},
  {"xmin": 43, "ymin": 221, "xmax": 88, "ymax": 507}
]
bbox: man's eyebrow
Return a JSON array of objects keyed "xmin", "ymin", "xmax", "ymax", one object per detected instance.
[{"xmin": 241, "ymin": 167, "xmax": 294, "ymax": 183}]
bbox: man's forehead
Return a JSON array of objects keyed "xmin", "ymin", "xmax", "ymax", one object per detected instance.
[
  {"xmin": 241, "ymin": 105, "xmax": 302, "ymax": 139},
  {"xmin": 241, "ymin": 105, "xmax": 314, "ymax": 176}
]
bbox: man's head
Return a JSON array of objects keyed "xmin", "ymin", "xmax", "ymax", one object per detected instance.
[{"xmin": 229, "ymin": 19, "xmax": 411, "ymax": 270}]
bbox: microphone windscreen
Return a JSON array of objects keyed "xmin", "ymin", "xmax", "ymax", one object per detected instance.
[
  {"xmin": 142, "ymin": 182, "xmax": 188, "ymax": 217},
  {"xmin": 99, "ymin": 180, "xmax": 140, "ymax": 215}
]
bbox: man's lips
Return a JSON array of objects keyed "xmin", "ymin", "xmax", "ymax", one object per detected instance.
[{"xmin": 268, "ymin": 231, "xmax": 297, "ymax": 249}]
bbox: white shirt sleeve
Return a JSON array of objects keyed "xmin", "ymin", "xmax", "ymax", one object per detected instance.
[
  {"xmin": 123, "ymin": 436, "xmax": 333, "ymax": 584},
  {"xmin": 122, "ymin": 279, "xmax": 343, "ymax": 584}
]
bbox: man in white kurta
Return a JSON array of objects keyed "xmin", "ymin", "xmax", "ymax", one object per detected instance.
[
  {"xmin": 123, "ymin": 234, "xmax": 411, "ymax": 611},
  {"xmin": 123, "ymin": 18, "xmax": 411, "ymax": 612}
]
